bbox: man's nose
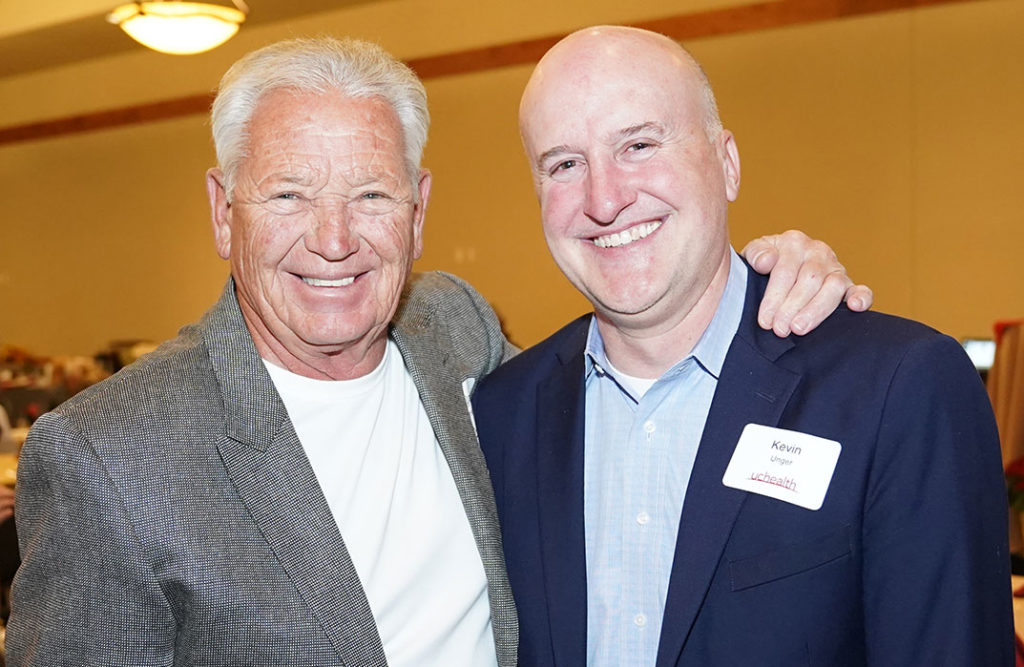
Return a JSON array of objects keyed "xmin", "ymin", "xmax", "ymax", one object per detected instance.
[
  {"xmin": 305, "ymin": 199, "xmax": 358, "ymax": 260},
  {"xmin": 583, "ymin": 160, "xmax": 635, "ymax": 224}
]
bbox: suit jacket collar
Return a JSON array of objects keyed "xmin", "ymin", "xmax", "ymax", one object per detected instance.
[
  {"xmin": 536, "ymin": 316, "xmax": 591, "ymax": 664},
  {"xmin": 654, "ymin": 270, "xmax": 800, "ymax": 667},
  {"xmin": 201, "ymin": 280, "xmax": 388, "ymax": 666}
]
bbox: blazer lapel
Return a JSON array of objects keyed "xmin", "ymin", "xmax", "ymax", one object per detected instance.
[
  {"xmin": 390, "ymin": 296, "xmax": 518, "ymax": 666},
  {"xmin": 536, "ymin": 321, "xmax": 589, "ymax": 666},
  {"xmin": 203, "ymin": 282, "xmax": 387, "ymax": 667},
  {"xmin": 655, "ymin": 276, "xmax": 801, "ymax": 667}
]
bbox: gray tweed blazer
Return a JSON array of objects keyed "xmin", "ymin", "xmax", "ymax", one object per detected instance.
[{"xmin": 7, "ymin": 272, "xmax": 518, "ymax": 666}]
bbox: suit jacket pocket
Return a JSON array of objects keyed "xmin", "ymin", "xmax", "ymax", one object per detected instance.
[{"xmin": 728, "ymin": 524, "xmax": 851, "ymax": 591}]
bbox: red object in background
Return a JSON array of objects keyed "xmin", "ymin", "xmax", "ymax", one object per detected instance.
[{"xmin": 995, "ymin": 319, "xmax": 1024, "ymax": 345}]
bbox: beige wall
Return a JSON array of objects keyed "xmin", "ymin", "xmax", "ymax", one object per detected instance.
[{"xmin": 1, "ymin": 0, "xmax": 1022, "ymax": 355}]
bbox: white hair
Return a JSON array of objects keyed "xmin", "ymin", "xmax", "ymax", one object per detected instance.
[{"xmin": 210, "ymin": 36, "xmax": 429, "ymax": 200}]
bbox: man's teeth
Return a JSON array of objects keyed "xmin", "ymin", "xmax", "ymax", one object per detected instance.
[
  {"xmin": 593, "ymin": 221, "xmax": 662, "ymax": 248},
  {"xmin": 302, "ymin": 276, "xmax": 355, "ymax": 287}
]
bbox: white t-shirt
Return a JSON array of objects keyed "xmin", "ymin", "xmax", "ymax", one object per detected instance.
[{"xmin": 264, "ymin": 340, "xmax": 496, "ymax": 666}]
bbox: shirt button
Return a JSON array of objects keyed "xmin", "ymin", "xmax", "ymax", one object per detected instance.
[
  {"xmin": 643, "ymin": 420, "xmax": 656, "ymax": 434},
  {"xmin": 636, "ymin": 511, "xmax": 650, "ymax": 525},
  {"xmin": 634, "ymin": 613, "xmax": 647, "ymax": 627}
]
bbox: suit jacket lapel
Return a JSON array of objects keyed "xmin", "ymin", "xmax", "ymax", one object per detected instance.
[
  {"xmin": 390, "ymin": 289, "xmax": 518, "ymax": 666},
  {"xmin": 203, "ymin": 282, "xmax": 387, "ymax": 667},
  {"xmin": 536, "ymin": 320, "xmax": 589, "ymax": 666},
  {"xmin": 655, "ymin": 275, "xmax": 801, "ymax": 667}
]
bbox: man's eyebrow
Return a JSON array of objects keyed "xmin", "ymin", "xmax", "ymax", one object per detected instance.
[
  {"xmin": 534, "ymin": 122, "xmax": 668, "ymax": 169},
  {"xmin": 611, "ymin": 122, "xmax": 665, "ymax": 143},
  {"xmin": 532, "ymin": 122, "xmax": 667, "ymax": 170},
  {"xmin": 535, "ymin": 145, "xmax": 575, "ymax": 169}
]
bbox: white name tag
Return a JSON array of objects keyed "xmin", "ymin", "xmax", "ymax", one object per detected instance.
[{"xmin": 722, "ymin": 424, "xmax": 841, "ymax": 511}]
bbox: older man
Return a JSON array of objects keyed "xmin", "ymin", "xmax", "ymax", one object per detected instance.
[
  {"xmin": 473, "ymin": 26, "xmax": 1013, "ymax": 666},
  {"xmin": 10, "ymin": 37, "xmax": 863, "ymax": 666}
]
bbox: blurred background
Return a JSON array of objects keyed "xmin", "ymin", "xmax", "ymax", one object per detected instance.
[
  {"xmin": 1, "ymin": 0, "xmax": 1021, "ymax": 358},
  {"xmin": 1, "ymin": 0, "xmax": 1023, "ymax": 646}
]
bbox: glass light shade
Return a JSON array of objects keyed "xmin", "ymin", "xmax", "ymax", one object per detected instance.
[{"xmin": 107, "ymin": 2, "xmax": 246, "ymax": 55}]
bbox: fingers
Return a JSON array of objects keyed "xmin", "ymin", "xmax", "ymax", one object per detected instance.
[
  {"xmin": 744, "ymin": 229, "xmax": 872, "ymax": 336},
  {"xmin": 779, "ymin": 270, "xmax": 854, "ymax": 336},
  {"xmin": 749, "ymin": 230, "xmax": 844, "ymax": 335},
  {"xmin": 844, "ymin": 284, "xmax": 874, "ymax": 312},
  {"xmin": 739, "ymin": 235, "xmax": 781, "ymax": 275},
  {"xmin": 754, "ymin": 231, "xmax": 828, "ymax": 333},
  {"xmin": 741, "ymin": 234, "xmax": 790, "ymax": 331}
]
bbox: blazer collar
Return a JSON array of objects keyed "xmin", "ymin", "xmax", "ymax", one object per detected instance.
[
  {"xmin": 201, "ymin": 280, "xmax": 388, "ymax": 667},
  {"xmin": 655, "ymin": 270, "xmax": 800, "ymax": 667},
  {"xmin": 389, "ymin": 290, "xmax": 502, "ymax": 548},
  {"xmin": 537, "ymin": 316, "xmax": 591, "ymax": 665},
  {"xmin": 200, "ymin": 279, "xmax": 281, "ymax": 451}
]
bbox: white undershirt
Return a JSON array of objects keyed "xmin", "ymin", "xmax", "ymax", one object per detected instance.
[
  {"xmin": 263, "ymin": 340, "xmax": 496, "ymax": 666},
  {"xmin": 602, "ymin": 356, "xmax": 658, "ymax": 398}
]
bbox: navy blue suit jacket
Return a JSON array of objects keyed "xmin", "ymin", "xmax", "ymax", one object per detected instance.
[{"xmin": 474, "ymin": 271, "xmax": 1013, "ymax": 666}]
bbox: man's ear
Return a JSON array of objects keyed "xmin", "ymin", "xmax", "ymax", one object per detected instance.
[
  {"xmin": 720, "ymin": 130, "xmax": 741, "ymax": 202},
  {"xmin": 411, "ymin": 169, "xmax": 432, "ymax": 260},
  {"xmin": 206, "ymin": 168, "xmax": 232, "ymax": 260}
]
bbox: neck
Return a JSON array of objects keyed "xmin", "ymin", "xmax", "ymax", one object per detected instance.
[
  {"xmin": 238, "ymin": 307, "xmax": 388, "ymax": 382},
  {"xmin": 257, "ymin": 336, "xmax": 388, "ymax": 381},
  {"xmin": 597, "ymin": 250, "xmax": 732, "ymax": 379}
]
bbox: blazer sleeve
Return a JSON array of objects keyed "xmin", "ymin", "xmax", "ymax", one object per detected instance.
[
  {"xmin": 861, "ymin": 334, "xmax": 1013, "ymax": 665},
  {"xmin": 7, "ymin": 411, "xmax": 177, "ymax": 666}
]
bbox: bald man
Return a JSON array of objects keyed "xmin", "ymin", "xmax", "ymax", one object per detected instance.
[{"xmin": 473, "ymin": 26, "xmax": 1012, "ymax": 666}]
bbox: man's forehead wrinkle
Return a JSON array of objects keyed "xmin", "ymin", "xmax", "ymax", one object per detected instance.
[
  {"xmin": 251, "ymin": 165, "xmax": 322, "ymax": 191},
  {"xmin": 241, "ymin": 129, "xmax": 405, "ymax": 193}
]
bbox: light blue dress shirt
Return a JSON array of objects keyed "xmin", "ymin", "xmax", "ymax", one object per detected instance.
[{"xmin": 583, "ymin": 251, "xmax": 748, "ymax": 666}]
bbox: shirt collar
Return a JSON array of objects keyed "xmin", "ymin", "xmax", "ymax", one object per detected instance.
[{"xmin": 585, "ymin": 249, "xmax": 748, "ymax": 381}]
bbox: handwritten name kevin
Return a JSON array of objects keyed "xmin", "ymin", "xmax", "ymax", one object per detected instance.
[{"xmin": 770, "ymin": 440, "xmax": 802, "ymax": 455}]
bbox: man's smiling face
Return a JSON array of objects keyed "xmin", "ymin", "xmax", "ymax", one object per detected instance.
[
  {"xmin": 207, "ymin": 86, "xmax": 429, "ymax": 375},
  {"xmin": 520, "ymin": 28, "xmax": 740, "ymax": 335}
]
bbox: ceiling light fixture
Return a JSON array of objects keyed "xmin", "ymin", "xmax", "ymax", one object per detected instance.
[{"xmin": 107, "ymin": 0, "xmax": 249, "ymax": 55}]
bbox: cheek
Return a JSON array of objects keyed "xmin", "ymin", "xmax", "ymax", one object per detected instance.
[
  {"xmin": 355, "ymin": 213, "xmax": 418, "ymax": 264},
  {"xmin": 539, "ymin": 184, "xmax": 582, "ymax": 234},
  {"xmin": 237, "ymin": 215, "xmax": 305, "ymax": 269}
]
